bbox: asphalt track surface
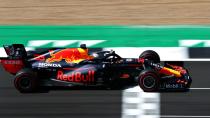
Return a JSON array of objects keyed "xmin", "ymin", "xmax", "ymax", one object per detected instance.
[
  {"xmin": 0, "ymin": 62, "xmax": 210, "ymax": 118},
  {"xmin": 0, "ymin": 66, "xmax": 122, "ymax": 118},
  {"xmin": 161, "ymin": 62, "xmax": 210, "ymax": 117}
]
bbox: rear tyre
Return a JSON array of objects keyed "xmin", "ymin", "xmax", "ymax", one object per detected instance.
[
  {"xmin": 139, "ymin": 50, "xmax": 160, "ymax": 63},
  {"xmin": 14, "ymin": 69, "xmax": 38, "ymax": 93},
  {"xmin": 138, "ymin": 70, "xmax": 160, "ymax": 92}
]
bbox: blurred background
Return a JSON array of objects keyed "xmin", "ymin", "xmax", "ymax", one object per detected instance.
[{"xmin": 1, "ymin": 0, "xmax": 210, "ymax": 118}]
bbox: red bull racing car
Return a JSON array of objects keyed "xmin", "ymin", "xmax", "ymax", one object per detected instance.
[{"xmin": 0, "ymin": 44, "xmax": 192, "ymax": 93}]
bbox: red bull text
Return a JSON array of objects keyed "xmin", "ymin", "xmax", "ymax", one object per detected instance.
[{"xmin": 57, "ymin": 70, "xmax": 95, "ymax": 82}]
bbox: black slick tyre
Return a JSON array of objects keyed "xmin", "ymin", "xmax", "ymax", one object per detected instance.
[
  {"xmin": 139, "ymin": 50, "xmax": 160, "ymax": 63},
  {"xmin": 138, "ymin": 70, "xmax": 160, "ymax": 92},
  {"xmin": 14, "ymin": 69, "xmax": 38, "ymax": 93}
]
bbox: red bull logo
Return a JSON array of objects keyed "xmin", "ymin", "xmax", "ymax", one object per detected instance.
[
  {"xmin": 46, "ymin": 48, "xmax": 93, "ymax": 63},
  {"xmin": 57, "ymin": 70, "xmax": 95, "ymax": 82}
]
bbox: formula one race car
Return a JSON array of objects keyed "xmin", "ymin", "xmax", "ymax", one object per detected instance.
[{"xmin": 0, "ymin": 44, "xmax": 192, "ymax": 93}]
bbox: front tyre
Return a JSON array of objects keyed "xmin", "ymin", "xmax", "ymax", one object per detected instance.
[
  {"xmin": 138, "ymin": 70, "xmax": 160, "ymax": 92},
  {"xmin": 139, "ymin": 50, "xmax": 160, "ymax": 63},
  {"xmin": 14, "ymin": 69, "xmax": 38, "ymax": 93}
]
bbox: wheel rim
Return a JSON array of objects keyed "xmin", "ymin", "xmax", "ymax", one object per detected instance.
[
  {"xmin": 142, "ymin": 75, "xmax": 156, "ymax": 89},
  {"xmin": 19, "ymin": 77, "xmax": 31, "ymax": 89}
]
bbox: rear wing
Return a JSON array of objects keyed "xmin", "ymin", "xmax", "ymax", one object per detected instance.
[
  {"xmin": 0, "ymin": 44, "xmax": 26, "ymax": 75},
  {"xmin": 3, "ymin": 44, "xmax": 27, "ymax": 59}
]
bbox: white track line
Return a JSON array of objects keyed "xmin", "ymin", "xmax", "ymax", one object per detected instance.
[
  {"xmin": 161, "ymin": 115, "xmax": 210, "ymax": 117},
  {"xmin": 122, "ymin": 86, "xmax": 160, "ymax": 118},
  {"xmin": 175, "ymin": 59, "xmax": 210, "ymax": 61},
  {"xmin": 104, "ymin": 47, "xmax": 210, "ymax": 61},
  {"xmin": 104, "ymin": 47, "xmax": 188, "ymax": 61},
  {"xmin": 190, "ymin": 88, "xmax": 210, "ymax": 90}
]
